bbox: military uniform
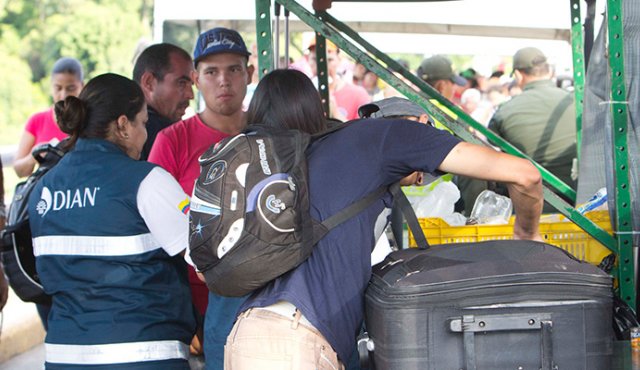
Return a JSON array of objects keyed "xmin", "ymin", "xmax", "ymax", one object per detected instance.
[{"xmin": 489, "ymin": 79, "xmax": 577, "ymax": 211}]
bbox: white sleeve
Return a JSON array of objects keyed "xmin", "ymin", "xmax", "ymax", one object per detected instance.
[
  {"xmin": 137, "ymin": 167, "xmax": 190, "ymax": 257},
  {"xmin": 371, "ymin": 208, "xmax": 392, "ymax": 265},
  {"xmin": 183, "ymin": 248, "xmax": 197, "ymax": 269},
  {"xmin": 371, "ymin": 235, "xmax": 392, "ymax": 266}
]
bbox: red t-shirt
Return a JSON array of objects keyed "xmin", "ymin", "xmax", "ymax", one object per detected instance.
[
  {"xmin": 149, "ymin": 114, "xmax": 231, "ymax": 315},
  {"xmin": 25, "ymin": 107, "xmax": 67, "ymax": 145},
  {"xmin": 333, "ymin": 83, "xmax": 371, "ymax": 120}
]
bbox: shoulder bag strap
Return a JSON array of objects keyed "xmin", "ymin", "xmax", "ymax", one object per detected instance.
[
  {"xmin": 388, "ymin": 183, "xmax": 429, "ymax": 250},
  {"xmin": 313, "ymin": 182, "xmax": 430, "ymax": 250},
  {"xmin": 532, "ymin": 93, "xmax": 574, "ymax": 160}
]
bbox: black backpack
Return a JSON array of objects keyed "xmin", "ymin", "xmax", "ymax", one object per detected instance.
[
  {"xmin": 188, "ymin": 124, "xmax": 428, "ymax": 297},
  {"xmin": 1, "ymin": 142, "xmax": 66, "ymax": 304}
]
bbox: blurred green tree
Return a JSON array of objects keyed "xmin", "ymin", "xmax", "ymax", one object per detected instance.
[
  {"xmin": 0, "ymin": 32, "xmax": 48, "ymax": 145},
  {"xmin": 0, "ymin": 0, "xmax": 152, "ymax": 145}
]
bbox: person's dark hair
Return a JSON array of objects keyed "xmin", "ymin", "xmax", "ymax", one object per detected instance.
[
  {"xmin": 132, "ymin": 43, "xmax": 192, "ymax": 83},
  {"xmin": 247, "ymin": 69, "xmax": 327, "ymax": 134},
  {"xmin": 461, "ymin": 68, "xmax": 479, "ymax": 89},
  {"xmin": 51, "ymin": 57, "xmax": 84, "ymax": 81},
  {"xmin": 54, "ymin": 73, "xmax": 145, "ymax": 148}
]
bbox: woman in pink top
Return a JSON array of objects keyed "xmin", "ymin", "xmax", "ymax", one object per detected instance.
[{"xmin": 13, "ymin": 57, "xmax": 84, "ymax": 177}]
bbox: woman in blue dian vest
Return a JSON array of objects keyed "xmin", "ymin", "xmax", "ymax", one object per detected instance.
[
  {"xmin": 28, "ymin": 73, "xmax": 197, "ymax": 370},
  {"xmin": 222, "ymin": 69, "xmax": 544, "ymax": 369}
]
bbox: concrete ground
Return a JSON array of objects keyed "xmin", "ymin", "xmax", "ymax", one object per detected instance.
[
  {"xmin": 0, "ymin": 289, "xmax": 46, "ymax": 368},
  {"xmin": 0, "ymin": 343, "xmax": 44, "ymax": 370}
]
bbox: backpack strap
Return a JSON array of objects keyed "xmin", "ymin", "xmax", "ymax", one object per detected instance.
[
  {"xmin": 312, "ymin": 182, "xmax": 430, "ymax": 250},
  {"xmin": 314, "ymin": 184, "xmax": 389, "ymax": 245},
  {"xmin": 388, "ymin": 183, "xmax": 429, "ymax": 250}
]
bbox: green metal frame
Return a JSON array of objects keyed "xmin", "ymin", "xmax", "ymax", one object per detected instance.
[
  {"xmin": 605, "ymin": 0, "xmax": 634, "ymax": 307},
  {"xmin": 254, "ymin": 0, "xmax": 634, "ymax": 307},
  {"xmin": 282, "ymin": 1, "xmax": 580, "ymax": 201},
  {"xmin": 255, "ymin": 0, "xmax": 274, "ymax": 77},
  {"xmin": 313, "ymin": 32, "xmax": 331, "ymax": 116},
  {"xmin": 570, "ymin": 0, "xmax": 586, "ymax": 164}
]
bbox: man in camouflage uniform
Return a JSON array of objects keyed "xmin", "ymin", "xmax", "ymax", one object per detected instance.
[{"xmin": 489, "ymin": 47, "xmax": 577, "ymax": 212}]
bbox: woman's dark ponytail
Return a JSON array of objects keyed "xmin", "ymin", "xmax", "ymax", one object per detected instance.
[
  {"xmin": 53, "ymin": 73, "xmax": 145, "ymax": 151},
  {"xmin": 54, "ymin": 96, "xmax": 87, "ymax": 148}
]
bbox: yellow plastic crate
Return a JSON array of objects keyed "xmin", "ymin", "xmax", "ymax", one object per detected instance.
[{"xmin": 408, "ymin": 211, "xmax": 614, "ymax": 265}]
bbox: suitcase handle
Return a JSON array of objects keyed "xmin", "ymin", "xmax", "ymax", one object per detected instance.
[{"xmin": 449, "ymin": 313, "xmax": 556, "ymax": 370}]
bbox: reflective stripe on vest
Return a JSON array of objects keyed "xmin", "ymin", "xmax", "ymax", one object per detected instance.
[
  {"xmin": 34, "ymin": 233, "xmax": 161, "ymax": 256},
  {"xmin": 45, "ymin": 340, "xmax": 189, "ymax": 365}
]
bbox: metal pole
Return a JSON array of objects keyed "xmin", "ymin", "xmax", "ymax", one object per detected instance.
[
  {"xmin": 274, "ymin": 2, "xmax": 281, "ymax": 68},
  {"xmin": 284, "ymin": 9, "xmax": 290, "ymax": 68},
  {"xmin": 314, "ymin": 32, "xmax": 330, "ymax": 117},
  {"xmin": 570, "ymin": 0, "xmax": 586, "ymax": 164}
]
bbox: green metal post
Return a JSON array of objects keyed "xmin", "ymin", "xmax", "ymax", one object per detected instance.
[
  {"xmin": 313, "ymin": 31, "xmax": 331, "ymax": 117},
  {"xmin": 255, "ymin": 0, "xmax": 274, "ymax": 78},
  {"xmin": 606, "ymin": 0, "xmax": 635, "ymax": 309},
  {"xmin": 570, "ymin": 0, "xmax": 585, "ymax": 164}
]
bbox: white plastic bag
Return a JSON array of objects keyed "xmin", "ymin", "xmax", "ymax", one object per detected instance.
[{"xmin": 408, "ymin": 180, "xmax": 461, "ymax": 219}]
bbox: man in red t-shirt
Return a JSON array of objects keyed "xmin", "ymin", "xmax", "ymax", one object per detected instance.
[{"xmin": 148, "ymin": 27, "xmax": 254, "ymax": 368}]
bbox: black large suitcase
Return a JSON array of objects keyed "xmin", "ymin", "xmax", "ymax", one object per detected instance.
[{"xmin": 365, "ymin": 240, "xmax": 614, "ymax": 370}]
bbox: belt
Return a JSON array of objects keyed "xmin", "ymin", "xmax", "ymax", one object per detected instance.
[{"xmin": 255, "ymin": 300, "xmax": 314, "ymax": 328}]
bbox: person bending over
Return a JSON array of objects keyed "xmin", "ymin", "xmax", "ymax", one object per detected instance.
[{"xmin": 221, "ymin": 69, "xmax": 544, "ymax": 369}]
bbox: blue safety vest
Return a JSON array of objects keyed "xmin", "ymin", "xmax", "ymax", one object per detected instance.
[{"xmin": 28, "ymin": 138, "xmax": 196, "ymax": 369}]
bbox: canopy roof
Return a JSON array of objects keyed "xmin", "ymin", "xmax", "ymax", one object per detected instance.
[{"xmin": 154, "ymin": 0, "xmax": 601, "ymax": 73}]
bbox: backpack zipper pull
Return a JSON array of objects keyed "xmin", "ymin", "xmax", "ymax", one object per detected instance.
[{"xmin": 288, "ymin": 176, "xmax": 296, "ymax": 191}]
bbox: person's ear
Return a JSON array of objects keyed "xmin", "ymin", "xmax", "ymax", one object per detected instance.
[
  {"xmin": 116, "ymin": 115, "xmax": 130, "ymax": 139},
  {"xmin": 192, "ymin": 69, "xmax": 201, "ymax": 89},
  {"xmin": 418, "ymin": 113, "xmax": 430, "ymax": 125},
  {"xmin": 246, "ymin": 64, "xmax": 255, "ymax": 85},
  {"xmin": 433, "ymin": 80, "xmax": 446, "ymax": 94},
  {"xmin": 514, "ymin": 70, "xmax": 524, "ymax": 85},
  {"xmin": 139, "ymin": 71, "xmax": 156, "ymax": 94}
]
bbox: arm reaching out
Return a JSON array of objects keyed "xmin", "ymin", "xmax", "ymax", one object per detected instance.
[
  {"xmin": 13, "ymin": 131, "xmax": 37, "ymax": 178},
  {"xmin": 439, "ymin": 142, "xmax": 544, "ymax": 241}
]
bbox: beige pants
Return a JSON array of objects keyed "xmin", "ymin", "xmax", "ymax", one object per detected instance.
[{"xmin": 224, "ymin": 307, "xmax": 344, "ymax": 370}]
